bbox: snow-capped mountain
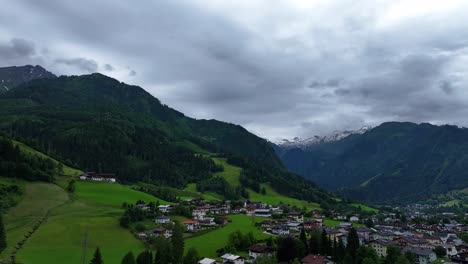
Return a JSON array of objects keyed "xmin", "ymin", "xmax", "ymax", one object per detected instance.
[{"xmin": 276, "ymin": 126, "xmax": 372, "ymax": 149}]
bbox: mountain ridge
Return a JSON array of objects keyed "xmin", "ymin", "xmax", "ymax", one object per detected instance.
[{"xmin": 0, "ymin": 65, "xmax": 329, "ymax": 204}]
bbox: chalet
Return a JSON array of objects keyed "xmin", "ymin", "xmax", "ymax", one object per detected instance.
[
  {"xmin": 349, "ymin": 216, "xmax": 359, "ymax": 222},
  {"xmin": 79, "ymin": 172, "xmax": 116, "ymax": 182},
  {"xmin": 248, "ymin": 245, "xmax": 274, "ymax": 262},
  {"xmin": 192, "ymin": 209, "xmax": 206, "ymax": 220},
  {"xmin": 146, "ymin": 227, "xmax": 172, "ymax": 238},
  {"xmin": 368, "ymin": 239, "xmax": 398, "ymax": 257},
  {"xmin": 395, "ymin": 236, "xmax": 432, "ymax": 249},
  {"xmin": 221, "ymin": 253, "xmax": 244, "ymax": 264},
  {"xmin": 136, "ymin": 203, "xmax": 150, "ymax": 211},
  {"xmin": 271, "ymin": 225, "xmax": 289, "ymax": 236},
  {"xmin": 254, "ymin": 209, "xmax": 271, "ymax": 218},
  {"xmin": 311, "ymin": 209, "xmax": 321, "ymax": 218},
  {"xmin": 198, "ymin": 258, "xmax": 217, "ymax": 264},
  {"xmin": 356, "ymin": 227, "xmax": 373, "ymax": 242},
  {"xmin": 304, "ymin": 219, "xmax": 323, "ymax": 230},
  {"xmin": 287, "ymin": 222, "xmax": 302, "ymax": 231},
  {"xmin": 158, "ymin": 205, "xmax": 172, "ymax": 213},
  {"xmin": 371, "ymin": 230, "xmax": 395, "ymax": 241},
  {"xmin": 288, "ymin": 211, "xmax": 304, "ymax": 223},
  {"xmin": 199, "ymin": 217, "xmax": 216, "ymax": 226},
  {"xmin": 402, "ymin": 247, "xmax": 437, "ymax": 264},
  {"xmin": 301, "ymin": 254, "xmax": 326, "ymax": 264},
  {"xmin": 210, "ymin": 206, "xmax": 230, "ymax": 215},
  {"xmin": 155, "ymin": 216, "xmax": 171, "ymax": 224},
  {"xmin": 183, "ymin": 220, "xmax": 199, "ymax": 232},
  {"xmin": 442, "ymin": 243, "xmax": 458, "ymax": 257},
  {"xmin": 339, "ymin": 222, "xmax": 352, "ymax": 229}
]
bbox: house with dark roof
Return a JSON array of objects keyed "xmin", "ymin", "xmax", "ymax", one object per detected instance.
[
  {"xmin": 402, "ymin": 246, "xmax": 436, "ymax": 264},
  {"xmin": 248, "ymin": 245, "xmax": 274, "ymax": 262}
]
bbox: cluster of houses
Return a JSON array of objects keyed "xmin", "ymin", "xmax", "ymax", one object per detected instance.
[
  {"xmin": 121, "ymin": 196, "xmax": 468, "ymax": 264},
  {"xmin": 79, "ymin": 172, "xmax": 117, "ymax": 183}
]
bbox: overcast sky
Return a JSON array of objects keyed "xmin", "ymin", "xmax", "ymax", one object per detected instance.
[{"xmin": 1, "ymin": 0, "xmax": 468, "ymax": 140}]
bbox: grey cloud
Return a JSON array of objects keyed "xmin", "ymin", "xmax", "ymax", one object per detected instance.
[
  {"xmin": 103, "ymin": 64, "xmax": 114, "ymax": 71},
  {"xmin": 2, "ymin": 0, "xmax": 468, "ymax": 139},
  {"xmin": 0, "ymin": 38, "xmax": 36, "ymax": 60},
  {"xmin": 54, "ymin": 57, "xmax": 98, "ymax": 73}
]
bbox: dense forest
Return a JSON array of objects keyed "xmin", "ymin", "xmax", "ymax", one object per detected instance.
[
  {"xmin": 0, "ymin": 67, "xmax": 332, "ymax": 205},
  {"xmin": 276, "ymin": 122, "xmax": 468, "ymax": 204}
]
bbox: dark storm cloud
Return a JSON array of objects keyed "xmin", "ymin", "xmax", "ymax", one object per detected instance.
[{"xmin": 1, "ymin": 0, "xmax": 468, "ymax": 139}]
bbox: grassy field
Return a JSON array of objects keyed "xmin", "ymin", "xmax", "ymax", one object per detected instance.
[
  {"xmin": 185, "ymin": 183, "xmax": 223, "ymax": 201},
  {"xmin": 13, "ymin": 140, "xmax": 83, "ymax": 177},
  {"xmin": 248, "ymin": 184, "xmax": 320, "ymax": 210},
  {"xmin": 212, "ymin": 158, "xmax": 242, "ymax": 186},
  {"xmin": 1, "ymin": 180, "xmax": 167, "ymax": 264},
  {"xmin": 0, "ymin": 182, "xmax": 68, "ymax": 261},
  {"xmin": 350, "ymin": 203, "xmax": 379, "ymax": 213},
  {"xmin": 184, "ymin": 214, "xmax": 270, "ymax": 259}
]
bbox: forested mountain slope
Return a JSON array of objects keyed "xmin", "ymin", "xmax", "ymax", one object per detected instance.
[
  {"xmin": 276, "ymin": 122, "xmax": 468, "ymax": 204},
  {"xmin": 0, "ymin": 66, "xmax": 331, "ymax": 204}
]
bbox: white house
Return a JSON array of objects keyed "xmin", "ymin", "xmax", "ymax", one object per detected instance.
[
  {"xmin": 221, "ymin": 253, "xmax": 244, "ymax": 264},
  {"xmin": 192, "ymin": 209, "xmax": 206, "ymax": 220},
  {"xmin": 155, "ymin": 216, "xmax": 171, "ymax": 224},
  {"xmin": 350, "ymin": 216, "xmax": 359, "ymax": 222},
  {"xmin": 183, "ymin": 220, "xmax": 199, "ymax": 232},
  {"xmin": 158, "ymin": 205, "xmax": 172, "ymax": 213},
  {"xmin": 254, "ymin": 209, "xmax": 271, "ymax": 218}
]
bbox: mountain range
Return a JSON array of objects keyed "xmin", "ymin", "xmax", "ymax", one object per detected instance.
[
  {"xmin": 0, "ymin": 65, "xmax": 331, "ymax": 204},
  {"xmin": 274, "ymin": 122, "xmax": 468, "ymax": 204}
]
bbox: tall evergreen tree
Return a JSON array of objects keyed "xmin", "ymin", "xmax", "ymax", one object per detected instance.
[
  {"xmin": 136, "ymin": 250, "xmax": 153, "ymax": 264},
  {"xmin": 0, "ymin": 214, "xmax": 6, "ymax": 253},
  {"xmin": 320, "ymin": 229, "xmax": 330, "ymax": 256},
  {"xmin": 183, "ymin": 247, "xmax": 199, "ymax": 264},
  {"xmin": 155, "ymin": 238, "xmax": 172, "ymax": 264},
  {"xmin": 346, "ymin": 228, "xmax": 359, "ymax": 263},
  {"xmin": 121, "ymin": 251, "xmax": 136, "ymax": 264},
  {"xmin": 172, "ymin": 221, "xmax": 185, "ymax": 264},
  {"xmin": 90, "ymin": 247, "xmax": 103, "ymax": 264},
  {"xmin": 299, "ymin": 228, "xmax": 308, "ymax": 251},
  {"xmin": 309, "ymin": 229, "xmax": 321, "ymax": 254}
]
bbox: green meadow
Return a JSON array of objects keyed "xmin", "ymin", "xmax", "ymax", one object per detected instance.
[
  {"xmin": 184, "ymin": 214, "xmax": 271, "ymax": 259},
  {"xmin": 1, "ymin": 179, "xmax": 167, "ymax": 264}
]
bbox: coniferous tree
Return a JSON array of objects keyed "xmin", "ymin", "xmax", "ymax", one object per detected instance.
[
  {"xmin": 309, "ymin": 229, "xmax": 321, "ymax": 254},
  {"xmin": 121, "ymin": 252, "xmax": 136, "ymax": 264},
  {"xmin": 299, "ymin": 228, "xmax": 308, "ymax": 251},
  {"xmin": 183, "ymin": 247, "xmax": 199, "ymax": 264},
  {"xmin": 136, "ymin": 250, "xmax": 152, "ymax": 264},
  {"xmin": 172, "ymin": 221, "xmax": 185, "ymax": 264},
  {"xmin": 346, "ymin": 228, "xmax": 359, "ymax": 263},
  {"xmin": 90, "ymin": 247, "xmax": 103, "ymax": 264},
  {"xmin": 155, "ymin": 238, "xmax": 172, "ymax": 264},
  {"xmin": 320, "ymin": 229, "xmax": 330, "ymax": 256},
  {"xmin": 0, "ymin": 214, "xmax": 6, "ymax": 253}
]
